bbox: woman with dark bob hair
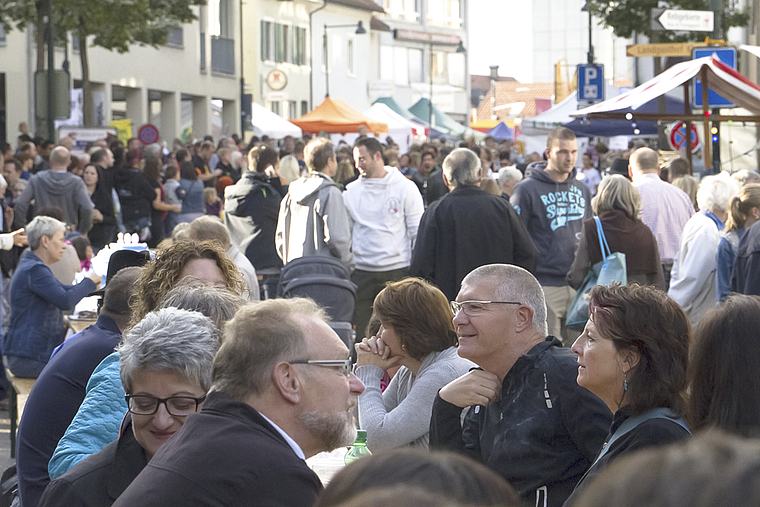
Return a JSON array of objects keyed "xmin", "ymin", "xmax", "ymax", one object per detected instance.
[
  {"xmin": 354, "ymin": 278, "xmax": 474, "ymax": 450},
  {"xmin": 687, "ymin": 294, "xmax": 760, "ymax": 437},
  {"xmin": 314, "ymin": 448, "xmax": 519, "ymax": 507},
  {"xmin": 565, "ymin": 284, "xmax": 691, "ymax": 504}
]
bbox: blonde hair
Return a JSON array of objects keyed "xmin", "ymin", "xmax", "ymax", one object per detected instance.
[
  {"xmin": 725, "ymin": 183, "xmax": 760, "ymax": 232},
  {"xmin": 592, "ymin": 174, "xmax": 641, "ymax": 220},
  {"xmin": 673, "ymin": 175, "xmax": 699, "ymax": 211}
]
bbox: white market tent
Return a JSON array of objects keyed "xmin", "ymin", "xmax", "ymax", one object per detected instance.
[
  {"xmin": 571, "ymin": 56, "xmax": 760, "ymax": 170},
  {"xmin": 330, "ymin": 103, "xmax": 426, "ymax": 153},
  {"xmin": 250, "ymin": 102, "xmax": 302, "ymax": 139}
]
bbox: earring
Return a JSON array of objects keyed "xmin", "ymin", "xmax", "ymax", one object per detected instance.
[{"xmin": 623, "ymin": 372, "xmax": 628, "ymax": 392}]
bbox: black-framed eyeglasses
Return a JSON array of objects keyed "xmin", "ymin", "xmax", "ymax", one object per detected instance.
[
  {"xmin": 289, "ymin": 359, "xmax": 353, "ymax": 377},
  {"xmin": 125, "ymin": 394, "xmax": 206, "ymax": 417},
  {"xmin": 450, "ymin": 300, "xmax": 522, "ymax": 316}
]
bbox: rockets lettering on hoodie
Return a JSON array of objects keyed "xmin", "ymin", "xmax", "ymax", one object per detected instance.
[{"xmin": 538, "ymin": 186, "xmax": 587, "ymax": 231}]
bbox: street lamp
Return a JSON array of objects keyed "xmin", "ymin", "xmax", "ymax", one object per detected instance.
[
  {"xmin": 581, "ymin": 2, "xmax": 594, "ymax": 64},
  {"xmin": 429, "ymin": 40, "xmax": 465, "ymax": 130},
  {"xmin": 323, "ymin": 21, "xmax": 366, "ymax": 98}
]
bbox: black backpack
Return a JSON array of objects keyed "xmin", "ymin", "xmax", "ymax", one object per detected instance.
[{"xmin": 277, "ymin": 256, "xmax": 356, "ymax": 347}]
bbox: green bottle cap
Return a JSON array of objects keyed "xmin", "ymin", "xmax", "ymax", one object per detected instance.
[{"xmin": 355, "ymin": 430, "xmax": 367, "ymax": 443}]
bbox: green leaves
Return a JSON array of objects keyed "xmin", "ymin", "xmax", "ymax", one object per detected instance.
[
  {"xmin": 1, "ymin": 0, "xmax": 205, "ymax": 52},
  {"xmin": 587, "ymin": 0, "xmax": 748, "ymax": 41}
]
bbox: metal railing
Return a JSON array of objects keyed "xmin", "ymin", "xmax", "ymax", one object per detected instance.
[{"xmin": 211, "ymin": 36, "xmax": 234, "ymax": 75}]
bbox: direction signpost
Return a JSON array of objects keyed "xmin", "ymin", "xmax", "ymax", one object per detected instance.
[{"xmin": 651, "ymin": 9, "xmax": 714, "ymax": 32}]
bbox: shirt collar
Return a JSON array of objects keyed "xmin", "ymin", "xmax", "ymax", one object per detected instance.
[{"xmin": 259, "ymin": 413, "xmax": 306, "ymax": 460}]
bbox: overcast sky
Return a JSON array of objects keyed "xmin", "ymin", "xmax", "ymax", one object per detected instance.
[{"xmin": 467, "ymin": 1, "xmax": 532, "ymax": 82}]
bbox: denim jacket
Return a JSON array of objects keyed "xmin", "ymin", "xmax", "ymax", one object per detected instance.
[{"xmin": 3, "ymin": 252, "xmax": 96, "ymax": 363}]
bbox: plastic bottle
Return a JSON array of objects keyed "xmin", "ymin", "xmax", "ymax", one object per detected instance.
[{"xmin": 344, "ymin": 430, "xmax": 371, "ymax": 465}]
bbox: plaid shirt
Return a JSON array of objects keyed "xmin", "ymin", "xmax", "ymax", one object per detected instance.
[{"xmin": 633, "ymin": 173, "xmax": 695, "ymax": 263}]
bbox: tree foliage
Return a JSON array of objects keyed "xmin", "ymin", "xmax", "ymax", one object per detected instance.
[
  {"xmin": 587, "ymin": 0, "xmax": 749, "ymax": 42},
  {"xmin": 1, "ymin": 0, "xmax": 204, "ymax": 51}
]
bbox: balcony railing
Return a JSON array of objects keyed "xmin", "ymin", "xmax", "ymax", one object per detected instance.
[{"xmin": 211, "ymin": 36, "xmax": 234, "ymax": 75}]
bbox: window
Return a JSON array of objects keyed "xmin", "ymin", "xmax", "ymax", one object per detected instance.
[
  {"xmin": 431, "ymin": 50, "xmax": 446, "ymax": 84},
  {"xmin": 301, "ymin": 100, "xmax": 309, "ymax": 116},
  {"xmin": 289, "ymin": 100, "xmax": 297, "ymax": 119},
  {"xmin": 394, "ymin": 46, "xmax": 409, "ymax": 86},
  {"xmin": 274, "ymin": 24, "xmax": 285, "ymax": 62},
  {"xmin": 383, "ymin": 0, "xmax": 420, "ymax": 22},
  {"xmin": 347, "ymin": 39, "xmax": 354, "ymax": 75},
  {"xmin": 271, "ymin": 101, "xmax": 281, "ymax": 115},
  {"xmin": 292, "ymin": 27, "xmax": 307, "ymax": 65},
  {"xmin": 447, "ymin": 52, "xmax": 465, "ymax": 88},
  {"xmin": 209, "ymin": 0, "xmax": 232, "ymax": 37},
  {"xmin": 1, "ymin": 25, "xmax": 7, "ymax": 45},
  {"xmin": 262, "ymin": 22, "xmax": 306, "ymax": 65},
  {"xmin": 380, "ymin": 46, "xmax": 394, "ymax": 81},
  {"xmin": 427, "ymin": 0, "xmax": 462, "ymax": 28},
  {"xmin": 408, "ymin": 48, "xmax": 423, "ymax": 83},
  {"xmin": 261, "ymin": 21, "xmax": 273, "ymax": 61}
]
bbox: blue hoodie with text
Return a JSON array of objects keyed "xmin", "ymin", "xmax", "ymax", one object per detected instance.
[{"xmin": 510, "ymin": 162, "xmax": 592, "ymax": 286}]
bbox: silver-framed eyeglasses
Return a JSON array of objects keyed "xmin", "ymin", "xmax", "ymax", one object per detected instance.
[
  {"xmin": 451, "ymin": 300, "xmax": 522, "ymax": 316},
  {"xmin": 125, "ymin": 394, "xmax": 206, "ymax": 417},
  {"xmin": 289, "ymin": 359, "xmax": 353, "ymax": 377}
]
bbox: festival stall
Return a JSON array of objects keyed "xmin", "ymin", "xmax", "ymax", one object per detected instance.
[{"xmin": 250, "ymin": 103, "xmax": 302, "ymax": 139}]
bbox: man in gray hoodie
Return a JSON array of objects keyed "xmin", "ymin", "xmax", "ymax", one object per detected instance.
[
  {"xmin": 276, "ymin": 138, "xmax": 353, "ymax": 271},
  {"xmin": 510, "ymin": 127, "xmax": 592, "ymax": 346},
  {"xmin": 15, "ymin": 147, "xmax": 94, "ymax": 234}
]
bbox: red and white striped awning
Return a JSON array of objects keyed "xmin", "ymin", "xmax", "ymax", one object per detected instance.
[{"xmin": 572, "ymin": 56, "xmax": 760, "ymax": 117}]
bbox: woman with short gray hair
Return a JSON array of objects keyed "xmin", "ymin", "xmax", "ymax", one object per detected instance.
[
  {"xmin": 4, "ymin": 216, "xmax": 102, "ymax": 378},
  {"xmin": 39, "ymin": 308, "xmax": 219, "ymax": 506}
]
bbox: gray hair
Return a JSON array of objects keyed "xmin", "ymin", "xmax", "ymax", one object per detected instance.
[
  {"xmin": 498, "ymin": 167, "xmax": 522, "ymax": 188},
  {"xmin": 143, "ymin": 143, "xmax": 163, "ymax": 159},
  {"xmin": 442, "ymin": 148, "xmax": 480, "ymax": 187},
  {"xmin": 592, "ymin": 175, "xmax": 641, "ymax": 220},
  {"xmin": 279, "ymin": 155, "xmax": 301, "ymax": 185},
  {"xmin": 118, "ymin": 307, "xmax": 220, "ymax": 394},
  {"xmin": 697, "ymin": 172, "xmax": 740, "ymax": 214},
  {"xmin": 212, "ymin": 298, "xmax": 327, "ymax": 400},
  {"xmin": 27, "ymin": 215, "xmax": 66, "ymax": 250},
  {"xmin": 463, "ymin": 264, "xmax": 548, "ymax": 336},
  {"xmin": 159, "ymin": 282, "xmax": 245, "ymax": 332}
]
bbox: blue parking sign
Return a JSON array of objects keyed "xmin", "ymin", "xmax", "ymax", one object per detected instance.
[
  {"xmin": 693, "ymin": 47, "xmax": 736, "ymax": 108},
  {"xmin": 577, "ymin": 64, "xmax": 605, "ymax": 103}
]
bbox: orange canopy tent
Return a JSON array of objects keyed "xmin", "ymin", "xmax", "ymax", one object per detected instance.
[{"xmin": 290, "ymin": 97, "xmax": 388, "ymax": 133}]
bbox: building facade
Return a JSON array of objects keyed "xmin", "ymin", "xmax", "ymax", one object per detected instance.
[
  {"xmin": 369, "ymin": 0, "xmax": 470, "ymax": 124},
  {"xmin": 0, "ymin": 3, "xmax": 241, "ymax": 145}
]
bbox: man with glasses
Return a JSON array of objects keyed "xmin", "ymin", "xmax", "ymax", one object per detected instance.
[
  {"xmin": 430, "ymin": 264, "xmax": 610, "ymax": 507},
  {"xmin": 114, "ymin": 298, "xmax": 365, "ymax": 507}
]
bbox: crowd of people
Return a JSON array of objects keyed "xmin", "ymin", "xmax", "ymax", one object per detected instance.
[{"xmin": 1, "ymin": 123, "xmax": 760, "ymax": 507}]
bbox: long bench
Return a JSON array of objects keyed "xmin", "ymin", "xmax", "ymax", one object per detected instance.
[{"xmin": 5, "ymin": 369, "xmax": 36, "ymax": 459}]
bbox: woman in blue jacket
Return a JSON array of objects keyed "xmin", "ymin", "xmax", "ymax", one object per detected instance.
[{"xmin": 3, "ymin": 216, "xmax": 101, "ymax": 378}]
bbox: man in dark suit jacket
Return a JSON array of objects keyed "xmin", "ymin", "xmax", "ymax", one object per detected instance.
[
  {"xmin": 410, "ymin": 148, "xmax": 538, "ymax": 301},
  {"xmin": 114, "ymin": 298, "xmax": 365, "ymax": 507}
]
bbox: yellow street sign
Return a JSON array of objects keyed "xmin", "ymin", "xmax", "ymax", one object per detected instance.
[{"xmin": 626, "ymin": 42, "xmax": 705, "ymax": 57}]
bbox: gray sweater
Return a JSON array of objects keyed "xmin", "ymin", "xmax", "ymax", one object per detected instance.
[
  {"xmin": 356, "ymin": 346, "xmax": 474, "ymax": 451},
  {"xmin": 15, "ymin": 170, "xmax": 94, "ymax": 233}
]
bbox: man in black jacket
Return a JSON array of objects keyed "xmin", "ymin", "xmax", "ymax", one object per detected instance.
[
  {"xmin": 430, "ymin": 264, "xmax": 611, "ymax": 507},
  {"xmin": 410, "ymin": 148, "xmax": 538, "ymax": 301},
  {"xmin": 114, "ymin": 298, "xmax": 365, "ymax": 507}
]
